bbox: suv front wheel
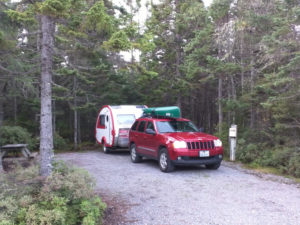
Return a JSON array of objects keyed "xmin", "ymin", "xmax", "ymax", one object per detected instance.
[{"xmin": 159, "ymin": 148, "xmax": 174, "ymax": 172}]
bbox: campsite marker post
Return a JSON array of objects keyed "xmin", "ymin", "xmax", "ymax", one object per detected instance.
[{"xmin": 229, "ymin": 124, "xmax": 237, "ymax": 161}]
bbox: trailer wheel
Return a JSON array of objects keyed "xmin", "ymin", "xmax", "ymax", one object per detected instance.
[{"xmin": 102, "ymin": 143, "xmax": 110, "ymax": 154}]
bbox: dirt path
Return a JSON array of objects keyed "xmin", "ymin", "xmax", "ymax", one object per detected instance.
[{"xmin": 58, "ymin": 151, "xmax": 300, "ymax": 225}]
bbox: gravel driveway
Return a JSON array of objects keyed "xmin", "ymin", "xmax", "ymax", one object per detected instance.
[{"xmin": 58, "ymin": 150, "xmax": 300, "ymax": 225}]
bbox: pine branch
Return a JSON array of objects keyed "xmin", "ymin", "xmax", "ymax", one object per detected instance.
[{"xmin": 0, "ymin": 64, "xmax": 38, "ymax": 76}]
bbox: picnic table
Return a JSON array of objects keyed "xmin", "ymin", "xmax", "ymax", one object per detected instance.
[{"xmin": 0, "ymin": 144, "xmax": 32, "ymax": 159}]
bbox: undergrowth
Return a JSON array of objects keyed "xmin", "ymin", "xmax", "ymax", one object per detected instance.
[{"xmin": 0, "ymin": 161, "xmax": 106, "ymax": 225}]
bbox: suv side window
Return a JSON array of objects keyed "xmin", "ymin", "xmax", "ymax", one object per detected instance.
[
  {"xmin": 146, "ymin": 121, "xmax": 154, "ymax": 131},
  {"xmin": 131, "ymin": 121, "xmax": 139, "ymax": 131},
  {"xmin": 137, "ymin": 121, "xmax": 146, "ymax": 132}
]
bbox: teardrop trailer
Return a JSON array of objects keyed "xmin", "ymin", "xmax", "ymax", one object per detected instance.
[{"xmin": 95, "ymin": 105, "xmax": 147, "ymax": 153}]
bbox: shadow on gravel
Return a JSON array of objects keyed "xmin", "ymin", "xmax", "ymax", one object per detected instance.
[{"xmin": 100, "ymin": 150, "xmax": 219, "ymax": 173}]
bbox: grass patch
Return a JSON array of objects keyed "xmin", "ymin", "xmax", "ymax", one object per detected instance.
[{"xmin": 242, "ymin": 163, "xmax": 300, "ymax": 184}]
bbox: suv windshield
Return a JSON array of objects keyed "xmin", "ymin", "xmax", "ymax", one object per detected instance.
[{"xmin": 156, "ymin": 120, "xmax": 198, "ymax": 133}]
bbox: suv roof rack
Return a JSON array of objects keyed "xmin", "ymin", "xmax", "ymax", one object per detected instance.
[{"xmin": 141, "ymin": 114, "xmax": 178, "ymax": 120}]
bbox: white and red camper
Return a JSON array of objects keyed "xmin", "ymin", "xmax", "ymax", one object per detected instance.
[{"xmin": 95, "ymin": 105, "xmax": 146, "ymax": 153}]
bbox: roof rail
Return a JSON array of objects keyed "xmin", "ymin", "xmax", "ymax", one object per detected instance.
[{"xmin": 141, "ymin": 113, "xmax": 178, "ymax": 120}]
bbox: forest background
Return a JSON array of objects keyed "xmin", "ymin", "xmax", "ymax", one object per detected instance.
[{"xmin": 0, "ymin": 0, "xmax": 299, "ymax": 177}]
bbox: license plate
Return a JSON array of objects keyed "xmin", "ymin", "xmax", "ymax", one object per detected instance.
[{"xmin": 199, "ymin": 151, "xmax": 209, "ymax": 157}]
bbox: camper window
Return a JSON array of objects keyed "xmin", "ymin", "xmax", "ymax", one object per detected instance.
[
  {"xmin": 117, "ymin": 114, "xmax": 136, "ymax": 125},
  {"xmin": 99, "ymin": 115, "xmax": 105, "ymax": 126}
]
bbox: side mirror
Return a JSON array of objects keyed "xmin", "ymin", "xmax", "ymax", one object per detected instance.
[
  {"xmin": 199, "ymin": 127, "xmax": 205, "ymax": 132},
  {"xmin": 145, "ymin": 128, "xmax": 156, "ymax": 135}
]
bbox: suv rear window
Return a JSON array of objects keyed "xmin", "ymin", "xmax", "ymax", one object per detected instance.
[
  {"xmin": 137, "ymin": 121, "xmax": 146, "ymax": 132},
  {"xmin": 131, "ymin": 121, "xmax": 139, "ymax": 131}
]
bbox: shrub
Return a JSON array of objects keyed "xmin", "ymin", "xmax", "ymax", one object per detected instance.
[
  {"xmin": 288, "ymin": 149, "xmax": 300, "ymax": 177},
  {"xmin": 271, "ymin": 147, "xmax": 300, "ymax": 177},
  {"xmin": 54, "ymin": 132, "xmax": 68, "ymax": 150},
  {"xmin": 0, "ymin": 161, "xmax": 106, "ymax": 225},
  {"xmin": 236, "ymin": 143, "xmax": 261, "ymax": 163},
  {"xmin": 0, "ymin": 126, "xmax": 37, "ymax": 150}
]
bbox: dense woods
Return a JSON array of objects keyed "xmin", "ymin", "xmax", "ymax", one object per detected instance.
[{"xmin": 0, "ymin": 0, "xmax": 299, "ymax": 177}]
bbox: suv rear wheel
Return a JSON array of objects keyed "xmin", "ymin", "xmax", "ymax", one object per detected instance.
[
  {"xmin": 130, "ymin": 143, "xmax": 142, "ymax": 163},
  {"xmin": 159, "ymin": 148, "xmax": 174, "ymax": 172}
]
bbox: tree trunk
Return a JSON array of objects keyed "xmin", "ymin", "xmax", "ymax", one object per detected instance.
[
  {"xmin": 0, "ymin": 83, "xmax": 4, "ymax": 127},
  {"xmin": 175, "ymin": 0, "xmax": 182, "ymax": 108},
  {"xmin": 250, "ymin": 56, "xmax": 255, "ymax": 129},
  {"xmin": 53, "ymin": 99, "xmax": 56, "ymax": 134},
  {"xmin": 78, "ymin": 112, "xmax": 81, "ymax": 145},
  {"xmin": 13, "ymin": 79, "xmax": 17, "ymax": 124},
  {"xmin": 240, "ymin": 31, "xmax": 245, "ymax": 95},
  {"xmin": 73, "ymin": 75, "xmax": 78, "ymax": 150},
  {"xmin": 230, "ymin": 75, "xmax": 237, "ymax": 123},
  {"xmin": 0, "ymin": 157, "xmax": 3, "ymax": 172},
  {"xmin": 39, "ymin": 15, "xmax": 55, "ymax": 177},
  {"xmin": 218, "ymin": 77, "xmax": 223, "ymax": 133}
]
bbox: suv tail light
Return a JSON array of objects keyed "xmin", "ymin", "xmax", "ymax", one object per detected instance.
[{"xmin": 119, "ymin": 128, "xmax": 129, "ymax": 137}]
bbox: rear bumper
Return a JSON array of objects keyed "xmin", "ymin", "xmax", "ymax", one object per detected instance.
[
  {"xmin": 117, "ymin": 136, "xmax": 129, "ymax": 148},
  {"xmin": 172, "ymin": 155, "xmax": 223, "ymax": 166}
]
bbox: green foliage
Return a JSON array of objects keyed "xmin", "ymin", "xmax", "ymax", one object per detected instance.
[
  {"xmin": 269, "ymin": 147, "xmax": 300, "ymax": 177},
  {"xmin": 236, "ymin": 143, "xmax": 261, "ymax": 163},
  {"xmin": 209, "ymin": 0, "xmax": 231, "ymax": 23},
  {"xmin": 5, "ymin": 9, "xmax": 36, "ymax": 24},
  {"xmin": 40, "ymin": 0, "xmax": 72, "ymax": 17},
  {"xmin": 84, "ymin": 0, "xmax": 115, "ymax": 35},
  {"xmin": 0, "ymin": 161, "xmax": 106, "ymax": 224},
  {"xmin": 54, "ymin": 133, "xmax": 68, "ymax": 150},
  {"xmin": 0, "ymin": 126, "xmax": 37, "ymax": 150},
  {"xmin": 103, "ymin": 30, "xmax": 131, "ymax": 51}
]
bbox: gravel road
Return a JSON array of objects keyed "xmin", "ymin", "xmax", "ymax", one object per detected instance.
[{"xmin": 58, "ymin": 150, "xmax": 300, "ymax": 225}]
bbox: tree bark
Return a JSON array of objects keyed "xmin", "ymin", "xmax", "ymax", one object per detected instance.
[
  {"xmin": 240, "ymin": 31, "xmax": 245, "ymax": 94},
  {"xmin": 73, "ymin": 75, "xmax": 78, "ymax": 150},
  {"xmin": 218, "ymin": 77, "xmax": 223, "ymax": 133},
  {"xmin": 39, "ymin": 15, "xmax": 55, "ymax": 177},
  {"xmin": 175, "ymin": 0, "xmax": 182, "ymax": 108},
  {"xmin": 230, "ymin": 75, "xmax": 237, "ymax": 123},
  {"xmin": 250, "ymin": 56, "xmax": 255, "ymax": 129},
  {"xmin": 0, "ymin": 83, "xmax": 5, "ymax": 127},
  {"xmin": 78, "ymin": 112, "xmax": 81, "ymax": 145}
]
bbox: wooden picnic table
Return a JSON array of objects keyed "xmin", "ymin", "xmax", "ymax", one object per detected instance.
[{"xmin": 0, "ymin": 144, "xmax": 32, "ymax": 159}]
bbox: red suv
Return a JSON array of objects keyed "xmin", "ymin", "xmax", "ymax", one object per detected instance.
[{"xmin": 129, "ymin": 116, "xmax": 223, "ymax": 172}]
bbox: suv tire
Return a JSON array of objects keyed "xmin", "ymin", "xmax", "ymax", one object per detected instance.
[
  {"xmin": 159, "ymin": 148, "xmax": 174, "ymax": 172},
  {"xmin": 130, "ymin": 143, "xmax": 142, "ymax": 163},
  {"xmin": 205, "ymin": 162, "xmax": 221, "ymax": 170}
]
